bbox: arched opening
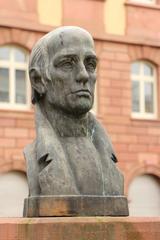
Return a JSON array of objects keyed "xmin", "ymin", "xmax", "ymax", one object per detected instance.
[
  {"xmin": 128, "ymin": 174, "xmax": 160, "ymax": 216},
  {"xmin": 0, "ymin": 171, "xmax": 28, "ymax": 217}
]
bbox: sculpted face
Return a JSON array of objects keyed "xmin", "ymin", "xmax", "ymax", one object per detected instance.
[{"xmin": 45, "ymin": 27, "xmax": 97, "ymax": 116}]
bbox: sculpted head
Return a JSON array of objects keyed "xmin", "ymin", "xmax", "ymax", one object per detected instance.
[{"xmin": 29, "ymin": 26, "xmax": 97, "ymax": 116}]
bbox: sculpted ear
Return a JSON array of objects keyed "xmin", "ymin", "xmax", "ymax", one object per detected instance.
[
  {"xmin": 29, "ymin": 67, "xmax": 46, "ymax": 95},
  {"xmin": 29, "ymin": 67, "xmax": 47, "ymax": 104}
]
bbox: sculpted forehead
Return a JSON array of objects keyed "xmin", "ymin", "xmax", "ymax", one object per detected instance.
[{"xmin": 45, "ymin": 26, "xmax": 95, "ymax": 56}]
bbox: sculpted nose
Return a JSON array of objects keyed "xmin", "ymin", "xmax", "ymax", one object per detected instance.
[{"xmin": 76, "ymin": 64, "xmax": 89, "ymax": 84}]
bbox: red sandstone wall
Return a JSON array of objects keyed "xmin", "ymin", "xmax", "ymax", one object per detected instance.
[
  {"xmin": 0, "ymin": 28, "xmax": 41, "ymax": 173},
  {"xmin": 0, "ymin": 0, "xmax": 160, "ymax": 193},
  {"xmin": 96, "ymin": 41, "xmax": 160, "ymax": 191},
  {"xmin": 126, "ymin": 2, "xmax": 160, "ymax": 40},
  {"xmin": 0, "ymin": 110, "xmax": 35, "ymax": 173},
  {"xmin": 0, "ymin": 217, "xmax": 159, "ymax": 240},
  {"xmin": 0, "ymin": 26, "xmax": 160, "ymax": 193},
  {"xmin": 0, "ymin": 0, "xmax": 38, "ymax": 30},
  {"xmin": 62, "ymin": 0, "xmax": 105, "ymax": 34}
]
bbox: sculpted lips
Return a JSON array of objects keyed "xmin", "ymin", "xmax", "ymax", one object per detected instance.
[{"xmin": 71, "ymin": 89, "xmax": 91, "ymax": 97}]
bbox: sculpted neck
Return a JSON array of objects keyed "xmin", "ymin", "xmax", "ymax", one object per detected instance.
[{"xmin": 37, "ymin": 101, "xmax": 89, "ymax": 137}]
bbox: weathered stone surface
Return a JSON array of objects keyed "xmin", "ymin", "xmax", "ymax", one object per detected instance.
[
  {"xmin": 23, "ymin": 196, "xmax": 129, "ymax": 217},
  {"xmin": 24, "ymin": 26, "xmax": 128, "ymax": 216},
  {"xmin": 0, "ymin": 217, "xmax": 160, "ymax": 240}
]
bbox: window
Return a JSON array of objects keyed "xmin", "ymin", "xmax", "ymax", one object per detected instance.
[
  {"xmin": 128, "ymin": 174, "xmax": 160, "ymax": 216},
  {"xmin": 0, "ymin": 46, "xmax": 30, "ymax": 110},
  {"xmin": 90, "ymin": 84, "xmax": 97, "ymax": 114},
  {"xmin": 131, "ymin": 61, "xmax": 157, "ymax": 119}
]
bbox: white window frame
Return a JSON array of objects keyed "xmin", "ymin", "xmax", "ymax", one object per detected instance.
[
  {"xmin": 0, "ymin": 45, "xmax": 31, "ymax": 110},
  {"xmin": 131, "ymin": 61, "xmax": 157, "ymax": 119},
  {"xmin": 91, "ymin": 83, "xmax": 97, "ymax": 115},
  {"xmin": 130, "ymin": 0, "xmax": 156, "ymax": 4}
]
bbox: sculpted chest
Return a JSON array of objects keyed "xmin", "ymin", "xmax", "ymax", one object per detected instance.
[{"xmin": 39, "ymin": 137, "xmax": 104, "ymax": 195}]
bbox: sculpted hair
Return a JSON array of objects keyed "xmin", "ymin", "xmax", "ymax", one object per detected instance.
[{"xmin": 29, "ymin": 37, "xmax": 50, "ymax": 104}]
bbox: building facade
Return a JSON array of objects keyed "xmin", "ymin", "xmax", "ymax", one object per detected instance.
[{"xmin": 0, "ymin": 0, "xmax": 160, "ymax": 216}]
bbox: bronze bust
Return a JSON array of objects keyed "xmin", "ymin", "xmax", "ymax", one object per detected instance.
[{"xmin": 23, "ymin": 26, "xmax": 128, "ymax": 217}]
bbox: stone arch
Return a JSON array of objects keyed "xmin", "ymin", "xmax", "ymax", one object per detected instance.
[
  {"xmin": 128, "ymin": 44, "xmax": 160, "ymax": 66},
  {"xmin": 0, "ymin": 160, "xmax": 26, "ymax": 174},
  {"xmin": 0, "ymin": 27, "xmax": 44, "ymax": 51},
  {"xmin": 125, "ymin": 163, "xmax": 160, "ymax": 194}
]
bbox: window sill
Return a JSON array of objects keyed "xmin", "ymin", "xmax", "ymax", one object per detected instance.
[
  {"xmin": 125, "ymin": 1, "xmax": 160, "ymax": 11},
  {"xmin": 131, "ymin": 113, "xmax": 159, "ymax": 122},
  {"xmin": 0, "ymin": 104, "xmax": 33, "ymax": 113}
]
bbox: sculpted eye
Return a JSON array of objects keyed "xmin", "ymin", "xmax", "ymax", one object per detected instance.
[
  {"xmin": 85, "ymin": 57, "xmax": 97, "ymax": 73},
  {"xmin": 56, "ymin": 59, "xmax": 75, "ymax": 70},
  {"xmin": 62, "ymin": 62, "xmax": 73, "ymax": 68}
]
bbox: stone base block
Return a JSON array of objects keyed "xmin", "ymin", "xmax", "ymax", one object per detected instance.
[
  {"xmin": 0, "ymin": 217, "xmax": 160, "ymax": 240},
  {"xmin": 23, "ymin": 195, "xmax": 129, "ymax": 217}
]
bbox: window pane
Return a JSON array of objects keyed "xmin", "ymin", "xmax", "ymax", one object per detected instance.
[
  {"xmin": 131, "ymin": 63, "xmax": 140, "ymax": 75},
  {"xmin": 15, "ymin": 70, "xmax": 26, "ymax": 104},
  {"xmin": 0, "ymin": 47, "xmax": 10, "ymax": 60},
  {"xmin": 0, "ymin": 68, "xmax": 9, "ymax": 102},
  {"xmin": 144, "ymin": 63, "xmax": 153, "ymax": 76},
  {"xmin": 14, "ymin": 49, "xmax": 26, "ymax": 63},
  {"xmin": 132, "ymin": 81, "xmax": 140, "ymax": 112},
  {"xmin": 145, "ymin": 82, "xmax": 154, "ymax": 113}
]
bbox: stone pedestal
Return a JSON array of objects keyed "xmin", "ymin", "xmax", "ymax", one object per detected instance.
[
  {"xmin": 0, "ymin": 217, "xmax": 160, "ymax": 240},
  {"xmin": 23, "ymin": 195, "xmax": 129, "ymax": 217}
]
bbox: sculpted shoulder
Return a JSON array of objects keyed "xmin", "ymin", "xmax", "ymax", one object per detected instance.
[{"xmin": 88, "ymin": 112, "xmax": 117, "ymax": 163}]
